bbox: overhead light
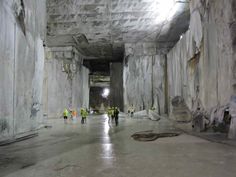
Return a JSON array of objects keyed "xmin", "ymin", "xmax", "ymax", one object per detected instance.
[
  {"xmin": 158, "ymin": 0, "xmax": 175, "ymax": 15},
  {"xmin": 151, "ymin": 0, "xmax": 178, "ymax": 24}
]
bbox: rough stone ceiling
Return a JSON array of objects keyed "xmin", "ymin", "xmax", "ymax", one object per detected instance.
[{"xmin": 46, "ymin": 0, "xmax": 190, "ymax": 59}]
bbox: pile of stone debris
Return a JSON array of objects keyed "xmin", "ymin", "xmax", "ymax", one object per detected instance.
[
  {"xmin": 191, "ymin": 96, "xmax": 236, "ymax": 139},
  {"xmin": 171, "ymin": 96, "xmax": 236, "ymax": 139}
]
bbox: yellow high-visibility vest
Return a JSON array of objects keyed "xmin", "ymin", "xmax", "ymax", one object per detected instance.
[{"xmin": 63, "ymin": 109, "xmax": 69, "ymax": 116}]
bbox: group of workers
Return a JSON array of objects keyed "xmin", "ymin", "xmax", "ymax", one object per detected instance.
[
  {"xmin": 62, "ymin": 104, "xmax": 157, "ymax": 127},
  {"xmin": 63, "ymin": 108, "xmax": 88, "ymax": 124},
  {"xmin": 63, "ymin": 106, "xmax": 121, "ymax": 126},
  {"xmin": 107, "ymin": 107, "xmax": 120, "ymax": 126}
]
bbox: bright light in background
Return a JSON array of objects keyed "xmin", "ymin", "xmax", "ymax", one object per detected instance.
[
  {"xmin": 102, "ymin": 88, "xmax": 110, "ymax": 98},
  {"xmin": 149, "ymin": 0, "xmax": 178, "ymax": 24}
]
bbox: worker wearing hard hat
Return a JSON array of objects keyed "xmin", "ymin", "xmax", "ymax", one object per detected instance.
[
  {"xmin": 80, "ymin": 108, "xmax": 88, "ymax": 124},
  {"xmin": 63, "ymin": 108, "xmax": 69, "ymax": 123}
]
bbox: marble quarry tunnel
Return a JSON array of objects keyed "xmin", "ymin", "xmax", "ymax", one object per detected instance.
[{"xmin": 1, "ymin": 0, "xmax": 236, "ymax": 176}]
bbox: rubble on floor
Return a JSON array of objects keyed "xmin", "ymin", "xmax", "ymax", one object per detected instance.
[{"xmin": 131, "ymin": 110, "xmax": 161, "ymax": 121}]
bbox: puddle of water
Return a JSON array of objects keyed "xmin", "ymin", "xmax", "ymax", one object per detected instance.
[{"xmin": 131, "ymin": 131, "xmax": 180, "ymax": 141}]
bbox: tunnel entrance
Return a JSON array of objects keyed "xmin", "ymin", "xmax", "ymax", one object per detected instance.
[{"xmin": 89, "ymin": 87, "xmax": 110, "ymax": 114}]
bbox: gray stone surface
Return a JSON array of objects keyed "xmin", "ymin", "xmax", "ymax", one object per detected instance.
[
  {"xmin": 43, "ymin": 47, "xmax": 89, "ymax": 118},
  {"xmin": 167, "ymin": 0, "xmax": 235, "ymax": 117},
  {"xmin": 231, "ymin": 1, "xmax": 236, "ymax": 94},
  {"xmin": 171, "ymin": 96, "xmax": 192, "ymax": 122},
  {"xmin": 123, "ymin": 42, "xmax": 166, "ymax": 114},
  {"xmin": 110, "ymin": 62, "xmax": 123, "ymax": 110},
  {"xmin": 1, "ymin": 116, "xmax": 236, "ymax": 177},
  {"xmin": 131, "ymin": 110, "xmax": 161, "ymax": 121},
  {"xmin": 1, "ymin": 0, "xmax": 236, "ymax": 144},
  {"xmin": 0, "ymin": 0, "xmax": 46, "ymax": 141},
  {"xmin": 46, "ymin": 0, "xmax": 189, "ymax": 58}
]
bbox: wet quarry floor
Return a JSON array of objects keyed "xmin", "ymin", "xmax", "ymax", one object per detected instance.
[{"xmin": 1, "ymin": 115, "xmax": 236, "ymax": 177}]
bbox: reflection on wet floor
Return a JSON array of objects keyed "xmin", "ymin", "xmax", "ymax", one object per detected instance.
[
  {"xmin": 101, "ymin": 114, "xmax": 114, "ymax": 167},
  {"xmin": 1, "ymin": 115, "xmax": 236, "ymax": 177}
]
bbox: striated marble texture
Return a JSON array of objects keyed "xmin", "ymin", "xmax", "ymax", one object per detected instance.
[{"xmin": 0, "ymin": 0, "xmax": 46, "ymax": 141}]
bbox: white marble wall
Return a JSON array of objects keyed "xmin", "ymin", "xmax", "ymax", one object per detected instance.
[
  {"xmin": 167, "ymin": 0, "xmax": 235, "ymax": 114},
  {"xmin": 0, "ymin": 0, "xmax": 46, "ymax": 141},
  {"xmin": 123, "ymin": 43, "xmax": 166, "ymax": 114},
  {"xmin": 43, "ymin": 47, "xmax": 89, "ymax": 118}
]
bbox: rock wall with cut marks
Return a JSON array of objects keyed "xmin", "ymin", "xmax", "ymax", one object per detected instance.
[{"xmin": 0, "ymin": 0, "xmax": 46, "ymax": 141}]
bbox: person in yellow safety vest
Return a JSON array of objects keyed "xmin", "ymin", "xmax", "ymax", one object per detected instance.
[
  {"xmin": 63, "ymin": 108, "xmax": 69, "ymax": 122},
  {"xmin": 107, "ymin": 107, "xmax": 112, "ymax": 122},
  {"xmin": 80, "ymin": 108, "xmax": 88, "ymax": 124},
  {"xmin": 111, "ymin": 107, "xmax": 115, "ymax": 122}
]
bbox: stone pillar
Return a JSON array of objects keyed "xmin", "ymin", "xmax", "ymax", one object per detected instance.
[{"xmin": 110, "ymin": 62, "xmax": 124, "ymax": 111}]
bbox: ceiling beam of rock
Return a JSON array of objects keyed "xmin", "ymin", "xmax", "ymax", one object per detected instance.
[
  {"xmin": 89, "ymin": 74, "xmax": 110, "ymax": 88},
  {"xmin": 83, "ymin": 59, "xmax": 110, "ymax": 75},
  {"xmin": 47, "ymin": 0, "xmax": 190, "ymax": 62}
]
